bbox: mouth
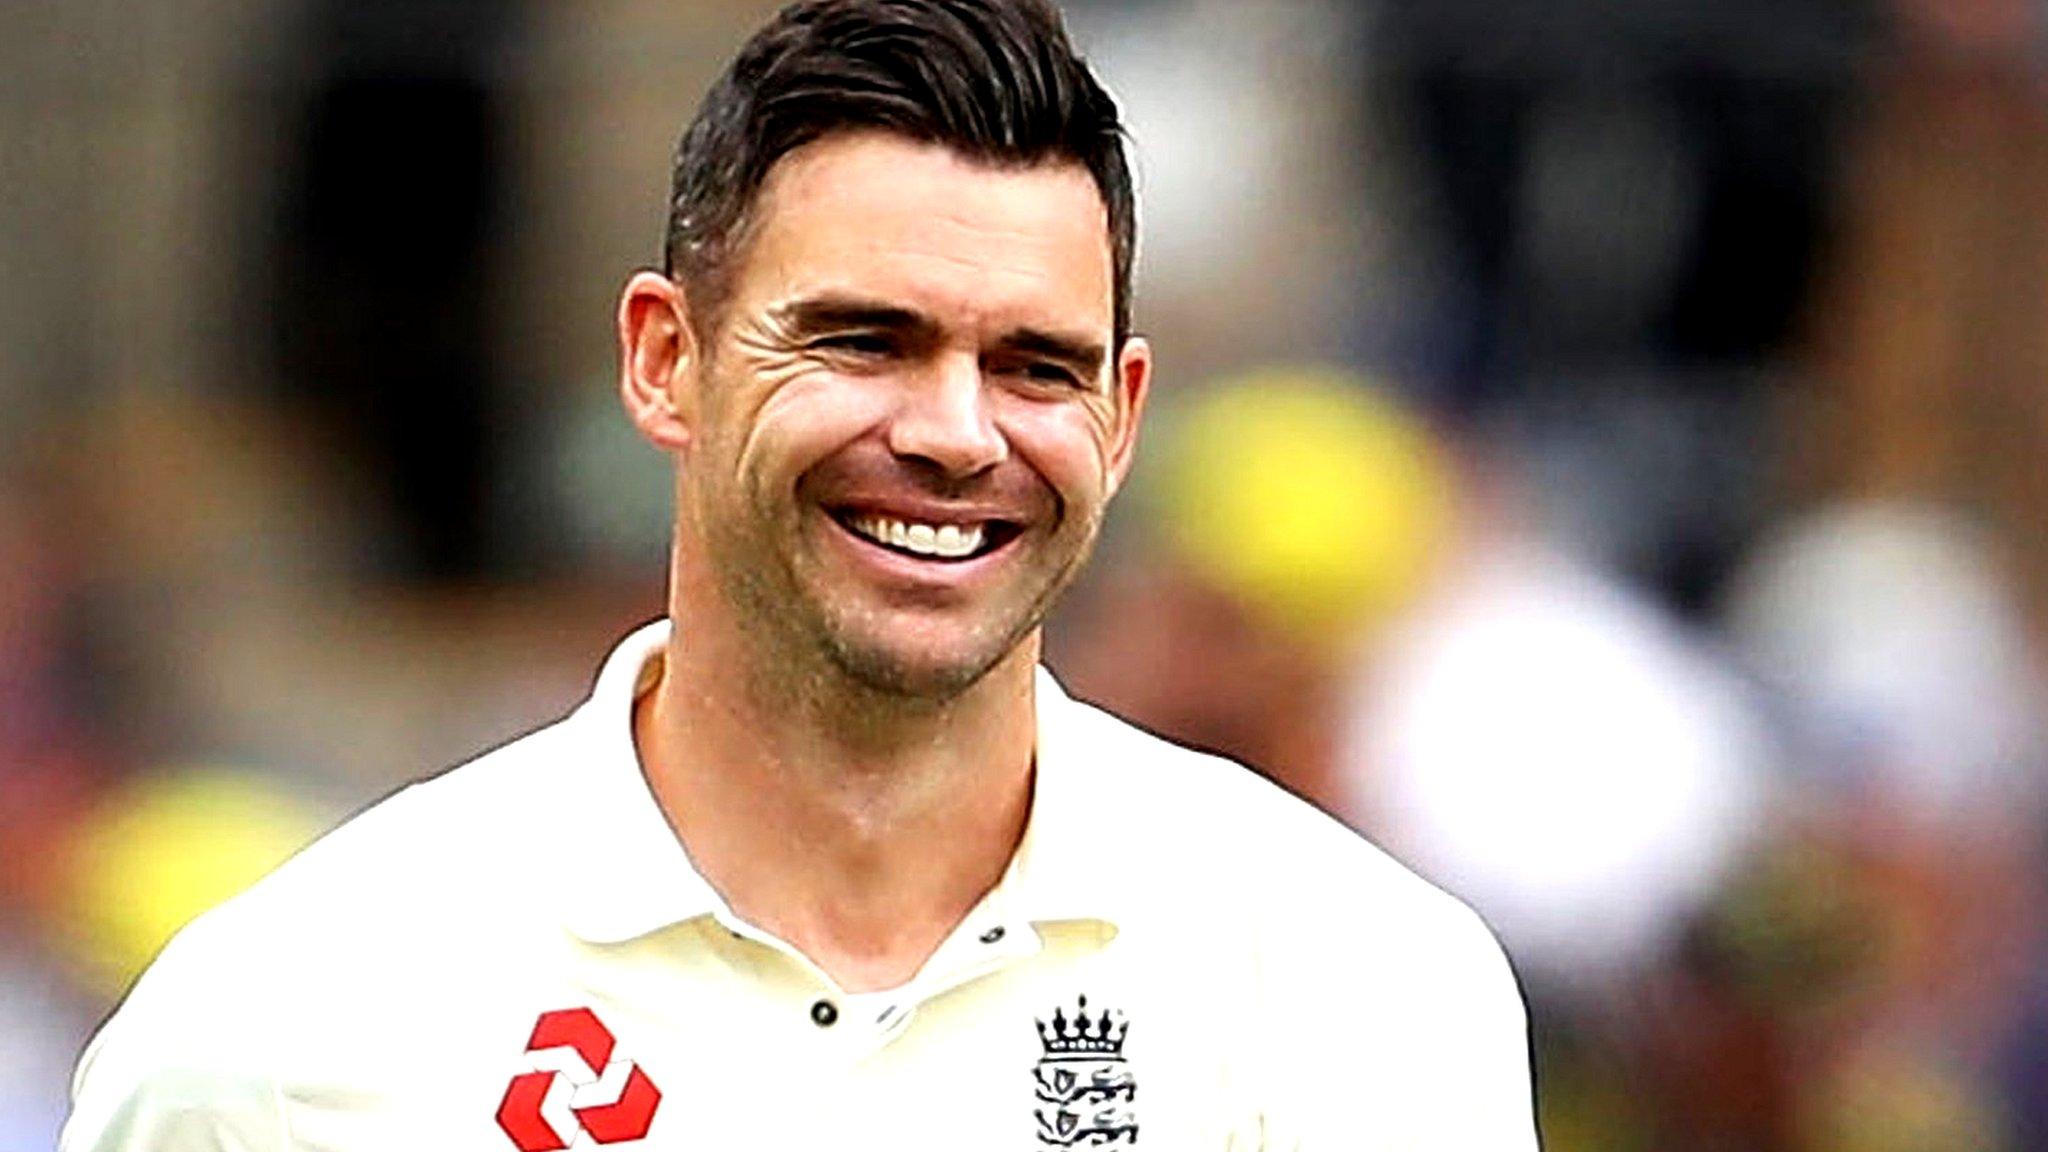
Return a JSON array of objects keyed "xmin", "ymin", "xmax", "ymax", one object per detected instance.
[{"xmin": 826, "ymin": 508, "xmax": 1025, "ymax": 564}]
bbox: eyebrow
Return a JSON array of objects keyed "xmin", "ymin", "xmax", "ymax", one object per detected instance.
[
  {"xmin": 772, "ymin": 293, "xmax": 1109, "ymax": 379},
  {"xmin": 773, "ymin": 296, "xmax": 937, "ymax": 342}
]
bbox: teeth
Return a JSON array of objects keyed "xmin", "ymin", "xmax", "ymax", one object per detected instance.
[{"xmin": 851, "ymin": 515, "xmax": 987, "ymax": 559}]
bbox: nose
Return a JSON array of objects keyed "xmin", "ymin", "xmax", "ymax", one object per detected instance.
[{"xmin": 885, "ymin": 353, "xmax": 1008, "ymax": 479}]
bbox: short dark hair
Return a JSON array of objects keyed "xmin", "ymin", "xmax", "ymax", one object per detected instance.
[{"xmin": 664, "ymin": 0, "xmax": 1136, "ymax": 346}]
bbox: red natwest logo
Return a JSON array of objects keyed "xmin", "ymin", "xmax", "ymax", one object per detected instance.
[{"xmin": 496, "ymin": 1008, "xmax": 662, "ymax": 1150}]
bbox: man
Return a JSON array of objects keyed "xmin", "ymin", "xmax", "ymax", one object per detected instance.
[{"xmin": 64, "ymin": 1, "xmax": 1539, "ymax": 1148}]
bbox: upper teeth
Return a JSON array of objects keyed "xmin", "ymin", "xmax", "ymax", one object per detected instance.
[{"xmin": 851, "ymin": 515, "xmax": 986, "ymax": 559}]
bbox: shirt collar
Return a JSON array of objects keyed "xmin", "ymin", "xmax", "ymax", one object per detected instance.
[
  {"xmin": 1006, "ymin": 665, "xmax": 1131, "ymax": 930},
  {"xmin": 558, "ymin": 619, "xmax": 1126, "ymax": 945},
  {"xmin": 558, "ymin": 619, "xmax": 730, "ymax": 943}
]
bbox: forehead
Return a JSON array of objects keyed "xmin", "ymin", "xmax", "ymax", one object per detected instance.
[{"xmin": 731, "ymin": 132, "xmax": 1115, "ymax": 332}]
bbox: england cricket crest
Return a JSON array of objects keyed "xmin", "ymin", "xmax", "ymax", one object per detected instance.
[{"xmin": 1032, "ymin": 995, "xmax": 1137, "ymax": 1148}]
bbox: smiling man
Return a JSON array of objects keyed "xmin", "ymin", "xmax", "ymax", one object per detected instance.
[{"xmin": 63, "ymin": 2, "xmax": 1538, "ymax": 1149}]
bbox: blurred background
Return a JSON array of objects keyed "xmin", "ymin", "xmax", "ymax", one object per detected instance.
[{"xmin": 4, "ymin": 0, "xmax": 2048, "ymax": 1147}]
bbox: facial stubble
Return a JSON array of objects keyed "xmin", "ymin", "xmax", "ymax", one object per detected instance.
[{"xmin": 698, "ymin": 467, "xmax": 1105, "ymax": 710}]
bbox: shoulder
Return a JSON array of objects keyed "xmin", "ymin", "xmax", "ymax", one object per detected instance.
[
  {"xmin": 1056, "ymin": 693, "xmax": 1529, "ymax": 1047},
  {"xmin": 64, "ymin": 720, "xmax": 580, "ymax": 1150},
  {"xmin": 205, "ymin": 716, "xmax": 577, "ymax": 958},
  {"xmin": 1050, "ymin": 694, "xmax": 1537, "ymax": 1147},
  {"xmin": 1057, "ymin": 689, "xmax": 1496, "ymax": 952}
]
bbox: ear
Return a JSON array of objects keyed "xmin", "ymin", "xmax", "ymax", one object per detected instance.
[
  {"xmin": 1104, "ymin": 335, "xmax": 1153, "ymax": 497},
  {"xmin": 617, "ymin": 270, "xmax": 698, "ymax": 452}
]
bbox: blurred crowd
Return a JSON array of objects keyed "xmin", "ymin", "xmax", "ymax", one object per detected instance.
[{"xmin": 6, "ymin": 0, "xmax": 2048, "ymax": 1149}]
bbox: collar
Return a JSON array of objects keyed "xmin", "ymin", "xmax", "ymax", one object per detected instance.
[
  {"xmin": 557, "ymin": 619, "xmax": 1125, "ymax": 945},
  {"xmin": 558, "ymin": 619, "xmax": 731, "ymax": 943}
]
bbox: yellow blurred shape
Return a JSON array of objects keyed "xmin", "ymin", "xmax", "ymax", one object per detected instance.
[
  {"xmin": 1806, "ymin": 1049, "xmax": 2009, "ymax": 1152},
  {"xmin": 1156, "ymin": 367, "xmax": 1449, "ymax": 649},
  {"xmin": 59, "ymin": 768, "xmax": 323, "ymax": 998}
]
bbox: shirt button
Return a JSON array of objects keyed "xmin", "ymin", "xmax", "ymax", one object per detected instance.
[
  {"xmin": 810, "ymin": 999, "xmax": 839, "ymax": 1027},
  {"xmin": 979, "ymin": 925, "xmax": 1006, "ymax": 944}
]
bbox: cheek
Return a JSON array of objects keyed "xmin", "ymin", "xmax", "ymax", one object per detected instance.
[
  {"xmin": 1001, "ymin": 400, "xmax": 1120, "ymax": 508},
  {"xmin": 733, "ymin": 373, "xmax": 895, "ymax": 486}
]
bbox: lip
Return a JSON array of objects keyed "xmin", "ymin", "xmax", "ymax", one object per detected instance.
[
  {"xmin": 815, "ymin": 506, "xmax": 1027, "ymax": 592},
  {"xmin": 826, "ymin": 496, "xmax": 1027, "ymax": 526}
]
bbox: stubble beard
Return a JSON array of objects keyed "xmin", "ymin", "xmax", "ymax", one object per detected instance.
[{"xmin": 704, "ymin": 487, "xmax": 1102, "ymax": 710}]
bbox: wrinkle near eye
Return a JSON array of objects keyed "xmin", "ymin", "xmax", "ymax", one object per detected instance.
[
  {"xmin": 732, "ymin": 306, "xmax": 806, "ymax": 358},
  {"xmin": 723, "ymin": 312, "xmax": 837, "ymax": 481}
]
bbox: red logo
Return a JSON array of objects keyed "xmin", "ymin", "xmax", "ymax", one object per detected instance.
[{"xmin": 495, "ymin": 1008, "xmax": 662, "ymax": 1150}]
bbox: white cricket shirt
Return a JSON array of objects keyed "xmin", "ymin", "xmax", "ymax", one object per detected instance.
[{"xmin": 63, "ymin": 620, "xmax": 1539, "ymax": 1151}]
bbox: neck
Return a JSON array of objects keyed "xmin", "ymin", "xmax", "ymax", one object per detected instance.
[{"xmin": 634, "ymin": 608, "xmax": 1037, "ymax": 994}]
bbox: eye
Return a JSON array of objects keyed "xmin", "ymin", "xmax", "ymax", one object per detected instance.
[
  {"xmin": 1025, "ymin": 362, "xmax": 1080, "ymax": 386},
  {"xmin": 993, "ymin": 359, "xmax": 1082, "ymax": 389}
]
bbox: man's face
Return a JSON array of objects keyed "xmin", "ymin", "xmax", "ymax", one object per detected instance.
[{"xmin": 674, "ymin": 132, "xmax": 1149, "ymax": 700}]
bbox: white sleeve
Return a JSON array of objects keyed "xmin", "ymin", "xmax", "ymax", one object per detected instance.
[
  {"xmin": 1260, "ymin": 902, "xmax": 1541, "ymax": 1151},
  {"xmin": 1377, "ymin": 913, "xmax": 1539, "ymax": 1150},
  {"xmin": 60, "ymin": 934, "xmax": 289, "ymax": 1152}
]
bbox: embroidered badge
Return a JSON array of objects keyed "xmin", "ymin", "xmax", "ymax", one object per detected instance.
[
  {"xmin": 495, "ymin": 1007, "xmax": 662, "ymax": 1150},
  {"xmin": 1032, "ymin": 995, "xmax": 1138, "ymax": 1148}
]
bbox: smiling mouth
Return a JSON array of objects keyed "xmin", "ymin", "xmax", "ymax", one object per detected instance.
[{"xmin": 829, "ymin": 509, "xmax": 1023, "ymax": 563}]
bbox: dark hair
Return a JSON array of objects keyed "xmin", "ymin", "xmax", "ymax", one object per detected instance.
[{"xmin": 664, "ymin": 0, "xmax": 1136, "ymax": 346}]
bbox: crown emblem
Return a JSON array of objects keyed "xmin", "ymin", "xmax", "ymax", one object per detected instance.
[{"xmin": 1035, "ymin": 995, "xmax": 1129, "ymax": 1061}]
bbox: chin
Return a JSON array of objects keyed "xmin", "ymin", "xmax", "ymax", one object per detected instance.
[{"xmin": 819, "ymin": 630, "xmax": 1023, "ymax": 703}]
